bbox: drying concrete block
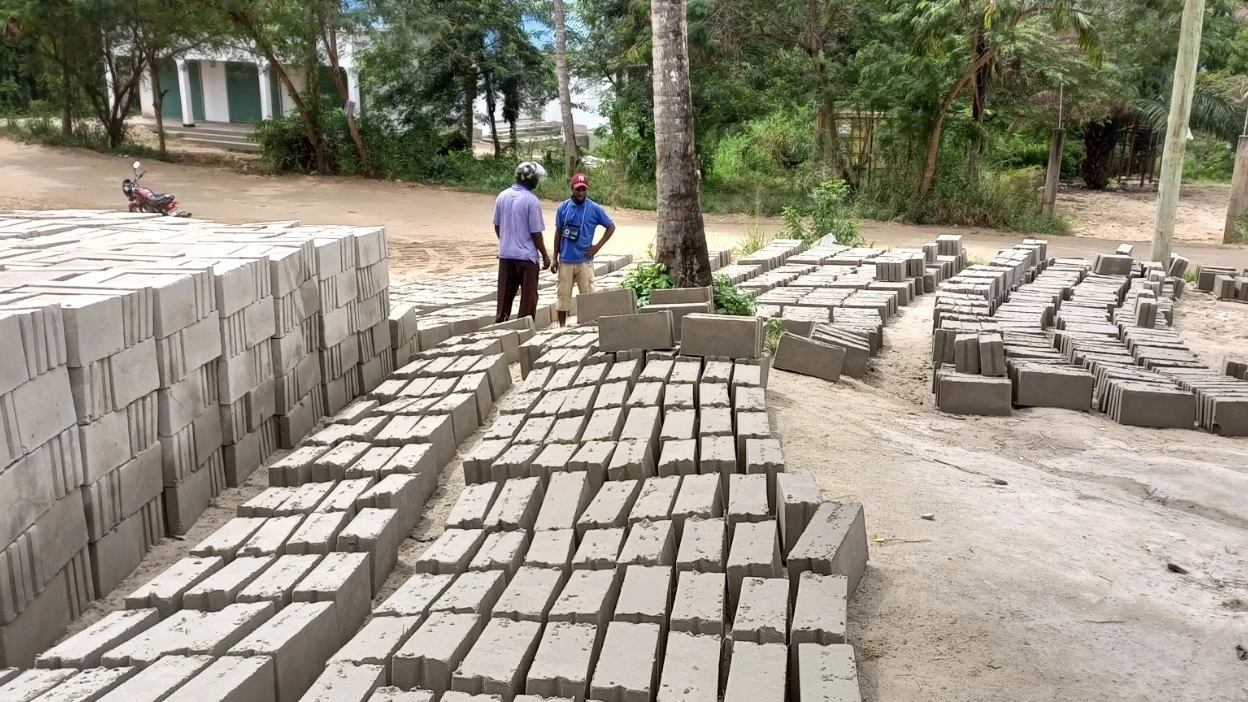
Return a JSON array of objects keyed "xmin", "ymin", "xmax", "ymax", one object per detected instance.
[
  {"xmin": 27, "ymin": 667, "xmax": 138, "ymax": 702},
  {"xmin": 581, "ymin": 409, "xmax": 624, "ymax": 444},
  {"xmin": 568, "ymin": 442, "xmax": 615, "ymax": 491},
  {"xmin": 238, "ymin": 515, "xmax": 306, "ymax": 558},
  {"xmin": 124, "ymin": 556, "xmax": 225, "ymax": 618},
  {"xmin": 490, "ymin": 443, "xmax": 542, "ymax": 482},
  {"xmin": 367, "ymin": 689, "xmax": 434, "ymax": 702},
  {"xmin": 773, "ymin": 333, "xmax": 844, "ymax": 382},
  {"xmin": 628, "ymin": 477, "xmax": 681, "ymax": 525},
  {"xmin": 101, "ymin": 602, "xmax": 276, "ymax": 668},
  {"xmin": 0, "ymin": 669, "xmax": 15, "ymax": 686},
  {"xmin": 317, "ymin": 478, "xmax": 379, "ymax": 517},
  {"xmin": 727, "ymin": 521, "xmax": 782, "ymax": 608},
  {"xmin": 670, "ymin": 474, "xmax": 722, "ymax": 537},
  {"xmin": 236, "ymin": 554, "xmax": 324, "ymax": 609},
  {"xmin": 670, "ymin": 571, "xmax": 725, "ymax": 637},
  {"xmin": 723, "ymin": 641, "xmax": 786, "ymax": 702},
  {"xmin": 656, "ymin": 631, "xmax": 721, "ymax": 702},
  {"xmin": 95, "ymin": 655, "xmax": 213, "ymax": 702},
  {"xmin": 429, "ymin": 570, "xmax": 508, "ymax": 616},
  {"xmin": 298, "ymin": 661, "xmax": 386, "ymax": 702},
  {"xmin": 787, "ymin": 502, "xmax": 868, "ymax": 597},
  {"xmin": 493, "ymin": 567, "xmax": 568, "ymax": 623},
  {"xmin": 776, "ymin": 474, "xmax": 821, "ymax": 558},
  {"xmin": 392, "ymin": 612, "xmax": 486, "ymax": 694},
  {"xmin": 572, "ymin": 528, "xmax": 626, "ymax": 571},
  {"xmin": 728, "ymin": 474, "xmax": 771, "ymax": 534},
  {"xmin": 285, "ymin": 511, "xmax": 352, "ymax": 556},
  {"xmin": 0, "ymin": 670, "xmax": 78, "ymax": 702},
  {"xmin": 549, "ymin": 569, "xmax": 622, "ymax": 631},
  {"xmin": 463, "ymin": 440, "xmax": 512, "ymax": 485},
  {"xmin": 275, "ymin": 482, "xmax": 336, "ymax": 517},
  {"xmin": 525, "ymin": 621, "xmax": 600, "ymax": 701},
  {"xmin": 266, "ymin": 445, "xmax": 328, "ymax": 488},
  {"xmin": 656, "ymin": 439, "xmax": 696, "ymax": 478},
  {"xmin": 681, "ymin": 315, "xmax": 762, "ymax": 359},
  {"xmin": 441, "ymin": 694, "xmax": 503, "ymax": 702},
  {"xmin": 790, "ymin": 573, "xmax": 848, "ymax": 649},
  {"xmin": 606, "ymin": 440, "xmax": 654, "ymax": 482},
  {"xmin": 337, "ymin": 508, "xmax": 402, "ymax": 594},
  {"xmin": 795, "ymin": 644, "xmax": 861, "ymax": 702},
  {"xmin": 451, "ymin": 617, "xmax": 544, "ymax": 700},
  {"xmin": 676, "ymin": 517, "xmax": 726, "ymax": 573},
  {"xmin": 239, "ymin": 487, "xmax": 297, "ymax": 518},
  {"xmin": 697, "ymin": 383, "xmax": 731, "ymax": 410},
  {"xmin": 344, "ymin": 446, "xmax": 402, "ymax": 482},
  {"xmin": 183, "ymin": 556, "xmax": 275, "ymax": 612},
  {"xmin": 730, "ymin": 577, "xmax": 788, "ymax": 649},
  {"xmin": 530, "ymin": 443, "xmax": 581, "ymax": 483},
  {"xmin": 535, "ymin": 472, "xmax": 593, "ymax": 532},
  {"xmin": 593, "ymin": 383, "xmax": 629, "ymax": 412},
  {"xmin": 228, "ymin": 601, "xmax": 340, "ymax": 702},
  {"xmin": 374, "ymin": 573, "xmax": 456, "ymax": 619},
  {"xmin": 483, "ymin": 477, "xmax": 545, "ymax": 532},
  {"xmin": 468, "ymin": 530, "xmax": 531, "ymax": 578},
  {"xmin": 312, "ymin": 441, "xmax": 373, "ymax": 482},
  {"xmin": 589, "ymin": 621, "xmax": 661, "ymax": 702},
  {"xmin": 614, "ymin": 565, "xmax": 673, "ymax": 628},
  {"xmin": 617, "ymin": 520, "xmax": 677, "ymax": 567},
  {"xmin": 699, "ymin": 436, "xmax": 737, "ymax": 491},
  {"xmin": 657, "ymin": 410, "xmax": 696, "ymax": 443},
  {"xmin": 734, "ymin": 412, "xmax": 771, "ymax": 466},
  {"xmin": 744, "ymin": 439, "xmax": 785, "ymax": 512},
  {"xmin": 36, "ymin": 609, "xmax": 161, "ymax": 669},
  {"xmin": 576, "ymin": 288, "xmax": 638, "ymax": 324},
  {"xmin": 330, "ymin": 615, "xmax": 422, "ymax": 675},
  {"xmin": 524, "ymin": 530, "xmax": 577, "ymax": 570},
  {"xmin": 291, "ymin": 552, "xmax": 373, "ymax": 646},
  {"xmin": 414, "ymin": 529, "xmax": 488, "ymax": 575},
  {"xmin": 576, "ymin": 480, "xmax": 641, "ymax": 538},
  {"xmin": 413, "ymin": 414, "xmax": 457, "ymax": 467},
  {"xmin": 448, "ymin": 484, "xmax": 503, "ymax": 530},
  {"xmin": 598, "ymin": 311, "xmax": 675, "ymax": 353}
]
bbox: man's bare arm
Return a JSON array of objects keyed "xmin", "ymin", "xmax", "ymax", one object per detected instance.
[
  {"xmin": 494, "ymin": 225, "xmax": 501, "ymax": 240},
  {"xmin": 551, "ymin": 230, "xmax": 564, "ymax": 272},
  {"xmin": 532, "ymin": 232, "xmax": 551, "ymax": 269},
  {"xmin": 589, "ymin": 223, "xmax": 616, "ymax": 258}
]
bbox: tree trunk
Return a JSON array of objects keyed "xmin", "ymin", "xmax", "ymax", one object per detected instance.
[
  {"xmin": 484, "ymin": 71, "xmax": 501, "ymax": 157},
  {"xmin": 553, "ymin": 0, "xmax": 579, "ymax": 177},
  {"xmin": 650, "ymin": 0, "xmax": 712, "ymax": 288},
  {"xmin": 814, "ymin": 97, "xmax": 838, "ymax": 174},
  {"xmin": 1081, "ymin": 119, "xmax": 1118, "ymax": 190},
  {"xmin": 322, "ymin": 22, "xmax": 372, "ymax": 176},
  {"xmin": 60, "ymin": 60, "xmax": 72, "ymax": 137},
  {"xmin": 463, "ymin": 69, "xmax": 476, "ymax": 146},
  {"xmin": 150, "ymin": 58, "xmax": 166, "ymax": 155},
  {"xmin": 919, "ymin": 47, "xmax": 998, "ymax": 196},
  {"xmin": 967, "ymin": 29, "xmax": 989, "ymax": 182}
]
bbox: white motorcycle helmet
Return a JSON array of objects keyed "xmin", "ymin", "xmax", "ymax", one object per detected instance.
[{"xmin": 515, "ymin": 161, "xmax": 547, "ymax": 190}]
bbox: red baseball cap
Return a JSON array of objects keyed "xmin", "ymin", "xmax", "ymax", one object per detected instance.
[{"xmin": 571, "ymin": 173, "xmax": 589, "ymax": 189}]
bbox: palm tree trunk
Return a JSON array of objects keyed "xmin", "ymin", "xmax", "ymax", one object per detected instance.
[
  {"xmin": 651, "ymin": 0, "xmax": 712, "ymax": 288},
  {"xmin": 919, "ymin": 47, "xmax": 998, "ymax": 196},
  {"xmin": 1081, "ymin": 119, "xmax": 1119, "ymax": 189},
  {"xmin": 553, "ymin": 0, "xmax": 579, "ymax": 176}
]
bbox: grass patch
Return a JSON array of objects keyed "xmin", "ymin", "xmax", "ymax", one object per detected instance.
[
  {"xmin": 2, "ymin": 116, "xmax": 170, "ymax": 162},
  {"xmin": 736, "ymin": 225, "xmax": 771, "ymax": 257}
]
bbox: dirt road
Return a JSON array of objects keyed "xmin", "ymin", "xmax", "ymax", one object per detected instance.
[{"xmin": 3, "ymin": 139, "xmax": 1247, "ymax": 277}]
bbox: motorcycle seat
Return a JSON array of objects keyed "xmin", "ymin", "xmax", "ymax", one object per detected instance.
[{"xmin": 150, "ymin": 193, "xmax": 175, "ymax": 207}]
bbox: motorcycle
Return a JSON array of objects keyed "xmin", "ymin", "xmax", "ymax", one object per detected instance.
[{"xmin": 122, "ymin": 161, "xmax": 191, "ymax": 217}]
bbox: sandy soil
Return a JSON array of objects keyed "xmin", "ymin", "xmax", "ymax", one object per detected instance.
[
  {"xmin": 1063, "ymin": 183, "xmax": 1234, "ymax": 244},
  {"xmin": 13, "ymin": 136, "xmax": 1248, "ymax": 700}
]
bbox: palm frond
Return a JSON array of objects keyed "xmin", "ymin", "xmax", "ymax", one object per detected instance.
[{"xmin": 1131, "ymin": 82, "xmax": 1245, "ymax": 141}]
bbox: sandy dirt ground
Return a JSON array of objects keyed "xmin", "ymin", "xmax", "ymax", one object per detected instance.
[
  {"xmin": 1062, "ymin": 183, "xmax": 1234, "ymax": 244},
  {"xmin": 11, "ymin": 137, "xmax": 1248, "ymax": 700}
]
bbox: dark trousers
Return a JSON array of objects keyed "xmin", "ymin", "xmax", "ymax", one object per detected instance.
[{"xmin": 496, "ymin": 258, "xmax": 540, "ymax": 323}]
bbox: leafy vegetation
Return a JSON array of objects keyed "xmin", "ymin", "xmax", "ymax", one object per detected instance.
[
  {"xmin": 764, "ymin": 318, "xmax": 786, "ymax": 355},
  {"xmin": 620, "ymin": 261, "xmax": 672, "ymax": 306},
  {"xmin": 712, "ymin": 276, "xmax": 757, "ymax": 317},
  {"xmin": 736, "ymin": 225, "xmax": 771, "ymax": 257}
]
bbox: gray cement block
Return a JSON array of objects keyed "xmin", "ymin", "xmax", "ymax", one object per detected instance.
[
  {"xmin": 298, "ymin": 661, "xmax": 386, "ymax": 702},
  {"xmin": 676, "ymin": 517, "xmax": 726, "ymax": 573},
  {"xmin": 795, "ymin": 644, "xmax": 861, "ymax": 702},
  {"xmin": 28, "ymin": 667, "xmax": 138, "ymax": 702},
  {"xmin": 0, "ymin": 669, "xmax": 77, "ymax": 702},
  {"xmin": 790, "ymin": 573, "xmax": 848, "ymax": 648},
  {"xmin": 239, "ymin": 487, "xmax": 297, "ymax": 518},
  {"xmin": 291, "ymin": 552, "xmax": 373, "ymax": 646},
  {"xmin": 628, "ymin": 477, "xmax": 681, "ymax": 525},
  {"xmin": 36, "ymin": 609, "xmax": 160, "ymax": 669},
  {"xmin": 392, "ymin": 612, "xmax": 486, "ymax": 694},
  {"xmin": 726, "ymin": 521, "xmax": 782, "ymax": 609},
  {"xmin": 102, "ymin": 602, "xmax": 276, "ymax": 668},
  {"xmin": 524, "ymin": 530, "xmax": 576, "ymax": 570},
  {"xmin": 535, "ymin": 472, "xmax": 593, "ymax": 532},
  {"xmin": 468, "ymin": 530, "xmax": 531, "ymax": 578},
  {"xmin": 606, "ymin": 440, "xmax": 654, "ymax": 482},
  {"xmin": 670, "ymin": 474, "xmax": 722, "ymax": 538},
  {"xmin": 374, "ymin": 573, "xmax": 456, "ymax": 619},
  {"xmin": 657, "ymin": 439, "xmax": 697, "ymax": 478},
  {"xmin": 483, "ymin": 477, "xmax": 545, "ymax": 532},
  {"xmin": 575, "ymin": 288, "xmax": 637, "ymax": 325},
  {"xmin": 530, "ymin": 443, "xmax": 581, "ymax": 483},
  {"xmin": 463, "ymin": 439, "xmax": 512, "ymax": 485},
  {"xmin": 598, "ymin": 312, "xmax": 674, "ymax": 353},
  {"xmin": 337, "ymin": 508, "xmax": 402, "ymax": 594},
  {"xmin": 414, "ymin": 529, "xmax": 487, "ymax": 575},
  {"xmin": 330, "ymin": 615, "xmax": 422, "ymax": 674},
  {"xmin": 285, "ymin": 511, "xmax": 352, "ymax": 556},
  {"xmin": 549, "ymin": 569, "xmax": 621, "ymax": 631},
  {"xmin": 776, "ymin": 474, "xmax": 821, "ymax": 558},
  {"xmin": 723, "ymin": 641, "xmax": 786, "ymax": 702},
  {"xmin": 274, "ymin": 482, "xmax": 336, "ymax": 517},
  {"xmin": 656, "ymin": 632, "xmax": 720, "ymax": 702},
  {"xmin": 614, "ymin": 565, "xmax": 672, "ymax": 628},
  {"xmin": 568, "ymin": 442, "xmax": 615, "ymax": 490},
  {"xmin": 494, "ymin": 566, "xmax": 568, "ymax": 622},
  {"xmin": 0, "ymin": 569, "xmax": 74, "ymax": 669},
  {"xmin": 589, "ymin": 621, "xmax": 661, "ymax": 702},
  {"xmin": 452, "ymin": 617, "xmax": 543, "ymax": 700},
  {"xmin": 681, "ymin": 315, "xmax": 762, "ymax": 359},
  {"xmin": 572, "ymin": 528, "xmax": 625, "ymax": 571},
  {"xmin": 95, "ymin": 655, "xmax": 213, "ymax": 702},
  {"xmin": 237, "ymin": 554, "xmax": 323, "ymax": 609},
  {"xmin": 744, "ymin": 439, "xmax": 785, "ymax": 512},
  {"xmin": 728, "ymin": 474, "xmax": 771, "ymax": 534},
  {"xmin": 429, "ymin": 570, "xmax": 507, "ymax": 616},
  {"xmin": 237, "ymin": 515, "xmax": 305, "ymax": 558},
  {"xmin": 525, "ymin": 622, "xmax": 600, "ymax": 701},
  {"xmin": 183, "ymin": 556, "xmax": 275, "ymax": 612},
  {"xmin": 787, "ymin": 502, "xmax": 868, "ymax": 597},
  {"xmin": 592, "ymin": 383, "xmax": 628, "ymax": 412},
  {"xmin": 730, "ymin": 577, "xmax": 788, "ymax": 649},
  {"xmin": 228, "ymin": 601, "xmax": 340, "ymax": 702},
  {"xmin": 773, "ymin": 333, "xmax": 844, "ymax": 382},
  {"xmin": 490, "ymin": 443, "xmax": 542, "ymax": 482},
  {"xmin": 124, "ymin": 556, "xmax": 225, "ymax": 618},
  {"xmin": 576, "ymin": 481, "xmax": 641, "ymax": 538},
  {"xmin": 448, "ymin": 483, "xmax": 503, "ymax": 530},
  {"xmin": 670, "ymin": 570, "xmax": 724, "ymax": 637},
  {"xmin": 617, "ymin": 520, "xmax": 676, "ymax": 567},
  {"xmin": 316, "ymin": 478, "xmax": 378, "ymax": 518}
]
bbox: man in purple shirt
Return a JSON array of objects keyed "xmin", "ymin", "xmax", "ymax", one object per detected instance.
[{"xmin": 493, "ymin": 162, "xmax": 552, "ymax": 323}]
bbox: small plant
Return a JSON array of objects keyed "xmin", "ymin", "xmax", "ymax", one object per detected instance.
[
  {"xmin": 764, "ymin": 318, "xmax": 786, "ymax": 354},
  {"xmin": 736, "ymin": 225, "xmax": 771, "ymax": 257},
  {"xmin": 621, "ymin": 260, "xmax": 672, "ymax": 306},
  {"xmin": 809, "ymin": 179, "xmax": 863, "ymax": 246},
  {"xmin": 1235, "ymin": 214, "xmax": 1248, "ymax": 244},
  {"xmin": 780, "ymin": 206, "xmax": 811, "ymax": 242},
  {"xmin": 1184, "ymin": 269, "xmax": 1197, "ymax": 283},
  {"xmin": 712, "ymin": 276, "xmax": 757, "ymax": 316}
]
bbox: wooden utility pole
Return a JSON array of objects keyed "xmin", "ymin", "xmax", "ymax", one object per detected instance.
[
  {"xmin": 1224, "ymin": 135, "xmax": 1248, "ymax": 243},
  {"xmin": 1150, "ymin": 0, "xmax": 1205, "ymax": 262}
]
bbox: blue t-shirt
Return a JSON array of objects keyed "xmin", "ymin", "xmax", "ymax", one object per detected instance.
[{"xmin": 555, "ymin": 198, "xmax": 613, "ymax": 264}]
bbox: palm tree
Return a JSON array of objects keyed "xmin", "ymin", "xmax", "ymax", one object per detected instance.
[
  {"xmin": 651, "ymin": 0, "xmax": 712, "ymax": 287},
  {"xmin": 553, "ymin": 0, "xmax": 579, "ymax": 176}
]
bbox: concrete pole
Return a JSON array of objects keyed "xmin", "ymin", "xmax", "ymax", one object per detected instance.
[
  {"xmin": 1224, "ymin": 135, "xmax": 1248, "ymax": 243},
  {"xmin": 1041, "ymin": 128, "xmax": 1065, "ymax": 216},
  {"xmin": 257, "ymin": 62, "xmax": 274, "ymax": 120},
  {"xmin": 1150, "ymin": 0, "xmax": 1206, "ymax": 263},
  {"xmin": 176, "ymin": 60, "xmax": 195, "ymax": 127}
]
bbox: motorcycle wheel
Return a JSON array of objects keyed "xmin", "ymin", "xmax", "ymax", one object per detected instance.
[{"xmin": 176, "ymin": 210, "xmax": 191, "ymax": 218}]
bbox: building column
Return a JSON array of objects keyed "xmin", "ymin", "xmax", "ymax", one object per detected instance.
[
  {"xmin": 257, "ymin": 61, "xmax": 274, "ymax": 120},
  {"xmin": 176, "ymin": 59, "xmax": 195, "ymax": 127},
  {"xmin": 347, "ymin": 69, "xmax": 362, "ymax": 115}
]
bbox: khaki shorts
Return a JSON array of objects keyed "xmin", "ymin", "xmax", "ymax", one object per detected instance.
[{"xmin": 556, "ymin": 261, "xmax": 596, "ymax": 312}]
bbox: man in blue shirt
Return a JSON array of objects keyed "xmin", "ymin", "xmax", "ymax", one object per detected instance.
[
  {"xmin": 493, "ymin": 161, "xmax": 552, "ymax": 323},
  {"xmin": 551, "ymin": 172, "xmax": 616, "ymax": 326}
]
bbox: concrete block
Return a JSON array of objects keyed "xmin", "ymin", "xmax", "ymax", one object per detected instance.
[
  {"xmin": 670, "ymin": 474, "xmax": 722, "ymax": 537},
  {"xmin": 490, "ymin": 444, "xmax": 543, "ymax": 482},
  {"xmin": 317, "ymin": 479, "xmax": 378, "ymax": 518},
  {"xmin": 571, "ymin": 528, "xmax": 625, "ymax": 571},
  {"xmin": 228, "ymin": 601, "xmax": 340, "ymax": 702},
  {"xmin": 790, "ymin": 573, "xmax": 848, "ymax": 647},
  {"xmin": 237, "ymin": 554, "xmax": 324, "ymax": 610},
  {"xmin": 266, "ymin": 445, "xmax": 329, "ymax": 488},
  {"xmin": 276, "ymin": 482, "xmax": 336, "ymax": 517},
  {"xmin": 294, "ymin": 661, "xmax": 385, "ymax": 702},
  {"xmin": 617, "ymin": 520, "xmax": 676, "ymax": 567},
  {"xmin": 535, "ymin": 473, "xmax": 593, "ymax": 532},
  {"xmin": 291, "ymin": 552, "xmax": 373, "ymax": 646},
  {"xmin": 676, "ymin": 517, "xmax": 726, "ymax": 573},
  {"xmin": 285, "ymin": 511, "xmax": 352, "ymax": 556},
  {"xmin": 734, "ymin": 412, "xmax": 771, "ymax": 467},
  {"xmin": 102, "ymin": 602, "xmax": 276, "ymax": 668},
  {"xmin": 415, "ymin": 529, "xmax": 487, "ymax": 575},
  {"xmin": 606, "ymin": 440, "xmax": 654, "ymax": 482},
  {"xmin": 795, "ymin": 644, "xmax": 860, "ymax": 702},
  {"xmin": 657, "ymin": 440, "xmax": 697, "ymax": 478},
  {"xmin": 240, "ymin": 487, "xmax": 297, "ymax": 518},
  {"xmin": 343, "ymin": 446, "xmax": 401, "ymax": 482},
  {"xmin": 589, "ymin": 621, "xmax": 661, "ymax": 702},
  {"xmin": 681, "ymin": 315, "xmax": 762, "ymax": 360},
  {"xmin": 124, "ymin": 556, "xmax": 225, "ymax": 618},
  {"xmin": 670, "ymin": 571, "xmax": 724, "ymax": 636},
  {"xmin": 238, "ymin": 515, "xmax": 306, "ymax": 558},
  {"xmin": 463, "ymin": 440, "xmax": 512, "ymax": 485},
  {"xmin": 356, "ymin": 475, "xmax": 426, "ymax": 535},
  {"xmin": 367, "ymin": 688, "xmax": 434, "ymax": 702},
  {"xmin": 592, "ymin": 383, "xmax": 628, "ymax": 412},
  {"xmin": 576, "ymin": 481, "xmax": 641, "ymax": 538},
  {"xmin": 726, "ymin": 521, "xmax": 782, "ymax": 608},
  {"xmin": 183, "ymin": 556, "xmax": 275, "ymax": 612},
  {"xmin": 451, "ymin": 617, "xmax": 543, "ymax": 700},
  {"xmin": 374, "ymin": 573, "xmax": 456, "ymax": 619},
  {"xmin": 429, "ymin": 570, "xmax": 507, "ymax": 616},
  {"xmin": 0, "ymin": 669, "xmax": 78, "ymax": 702},
  {"xmin": 530, "ymin": 444, "xmax": 581, "ymax": 484},
  {"xmin": 728, "ymin": 474, "xmax": 771, "ymax": 534},
  {"xmin": 744, "ymin": 439, "xmax": 785, "ymax": 511},
  {"xmin": 525, "ymin": 621, "xmax": 599, "ymax": 701},
  {"xmin": 628, "ymin": 477, "xmax": 681, "ymax": 525},
  {"xmin": 776, "ymin": 474, "xmax": 820, "ymax": 558},
  {"xmin": 483, "ymin": 478, "xmax": 545, "ymax": 532},
  {"xmin": 787, "ymin": 502, "xmax": 868, "ymax": 597},
  {"xmin": 524, "ymin": 530, "xmax": 576, "ymax": 570},
  {"xmin": 549, "ymin": 569, "xmax": 621, "ymax": 631},
  {"xmin": 723, "ymin": 641, "xmax": 786, "ymax": 702},
  {"xmin": 773, "ymin": 333, "xmax": 844, "ymax": 382},
  {"xmin": 656, "ymin": 632, "xmax": 720, "ymax": 702},
  {"xmin": 568, "ymin": 442, "xmax": 614, "ymax": 491},
  {"xmin": 36, "ymin": 609, "xmax": 160, "ymax": 669},
  {"xmin": 730, "ymin": 577, "xmax": 788, "ymax": 649},
  {"xmin": 493, "ymin": 566, "xmax": 568, "ymax": 622},
  {"xmin": 0, "ymin": 567, "xmax": 73, "ymax": 668},
  {"xmin": 312, "ymin": 441, "xmax": 372, "ymax": 482},
  {"xmin": 337, "ymin": 508, "xmax": 402, "ymax": 594},
  {"xmin": 162, "ymin": 457, "xmax": 223, "ymax": 537},
  {"xmin": 469, "ymin": 530, "xmax": 531, "ymax": 577},
  {"xmin": 935, "ymin": 372, "xmax": 1011, "ymax": 416},
  {"xmin": 448, "ymin": 483, "xmax": 503, "ymax": 530},
  {"xmin": 330, "ymin": 615, "xmax": 422, "ymax": 676},
  {"xmin": 25, "ymin": 667, "xmax": 139, "ymax": 702},
  {"xmin": 575, "ymin": 288, "xmax": 637, "ymax": 324},
  {"xmin": 392, "ymin": 612, "xmax": 486, "ymax": 694},
  {"xmin": 94, "ymin": 655, "xmax": 213, "ymax": 702},
  {"xmin": 614, "ymin": 565, "xmax": 673, "ymax": 628},
  {"xmin": 598, "ymin": 312, "xmax": 674, "ymax": 353}
]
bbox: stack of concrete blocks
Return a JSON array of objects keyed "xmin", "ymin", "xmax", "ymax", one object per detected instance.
[
  {"xmin": 317, "ymin": 232, "xmax": 368, "ymax": 417},
  {"xmin": 0, "ymin": 305, "xmax": 95, "ymax": 667},
  {"xmin": 264, "ymin": 242, "xmax": 325, "ymax": 450},
  {"xmin": 1212, "ymin": 273, "xmax": 1248, "ymax": 302},
  {"xmin": 736, "ymin": 239, "xmax": 810, "ymax": 274},
  {"xmin": 1195, "ymin": 265, "xmax": 1241, "ymax": 292},
  {"xmin": 644, "ymin": 287, "xmax": 714, "ymax": 341},
  {"xmin": 1225, "ymin": 356, "xmax": 1247, "ymax": 380},
  {"xmin": 352, "ymin": 229, "xmax": 394, "ymax": 395}
]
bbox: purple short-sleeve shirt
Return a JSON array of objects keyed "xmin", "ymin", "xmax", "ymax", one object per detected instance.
[{"xmin": 493, "ymin": 184, "xmax": 546, "ymax": 263}]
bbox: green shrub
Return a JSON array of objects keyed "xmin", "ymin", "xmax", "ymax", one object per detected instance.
[
  {"xmin": 764, "ymin": 318, "xmax": 786, "ymax": 354},
  {"xmin": 712, "ymin": 275, "xmax": 757, "ymax": 316},
  {"xmin": 621, "ymin": 261, "xmax": 672, "ymax": 306},
  {"xmin": 736, "ymin": 225, "xmax": 771, "ymax": 257},
  {"xmin": 809, "ymin": 180, "xmax": 862, "ymax": 246}
]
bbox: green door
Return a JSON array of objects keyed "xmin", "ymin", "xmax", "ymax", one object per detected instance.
[
  {"xmin": 225, "ymin": 62, "xmax": 262, "ymax": 123},
  {"xmin": 157, "ymin": 60, "xmax": 181, "ymax": 119},
  {"xmin": 188, "ymin": 62, "xmax": 205, "ymax": 121}
]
